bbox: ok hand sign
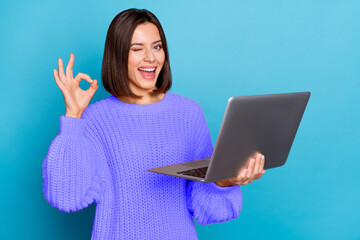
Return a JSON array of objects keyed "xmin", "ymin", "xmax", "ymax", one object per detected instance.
[{"xmin": 53, "ymin": 53, "xmax": 98, "ymax": 118}]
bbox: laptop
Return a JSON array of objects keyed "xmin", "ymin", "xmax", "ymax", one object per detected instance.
[{"xmin": 147, "ymin": 91, "xmax": 311, "ymax": 182}]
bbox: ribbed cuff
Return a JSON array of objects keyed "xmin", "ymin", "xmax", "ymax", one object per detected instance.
[
  {"xmin": 59, "ymin": 115, "xmax": 87, "ymax": 135},
  {"xmin": 202, "ymin": 181, "xmax": 240, "ymax": 195}
]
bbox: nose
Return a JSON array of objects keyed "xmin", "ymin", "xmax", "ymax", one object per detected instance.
[{"xmin": 144, "ymin": 48, "xmax": 155, "ymax": 62}]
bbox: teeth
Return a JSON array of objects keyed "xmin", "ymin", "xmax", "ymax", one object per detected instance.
[{"xmin": 138, "ymin": 67, "xmax": 155, "ymax": 72}]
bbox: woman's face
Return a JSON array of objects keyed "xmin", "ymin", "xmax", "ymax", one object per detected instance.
[{"xmin": 128, "ymin": 22, "xmax": 165, "ymax": 96}]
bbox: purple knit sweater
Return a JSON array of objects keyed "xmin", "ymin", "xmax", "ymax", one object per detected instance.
[{"xmin": 42, "ymin": 92, "xmax": 243, "ymax": 239}]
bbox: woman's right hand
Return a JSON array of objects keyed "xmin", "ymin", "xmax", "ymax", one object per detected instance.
[{"xmin": 53, "ymin": 53, "xmax": 98, "ymax": 118}]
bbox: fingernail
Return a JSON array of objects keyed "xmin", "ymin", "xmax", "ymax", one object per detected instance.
[{"xmin": 251, "ymin": 159, "xmax": 255, "ymax": 164}]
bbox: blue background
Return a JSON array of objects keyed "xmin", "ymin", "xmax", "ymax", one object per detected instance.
[{"xmin": 0, "ymin": 0, "xmax": 359, "ymax": 239}]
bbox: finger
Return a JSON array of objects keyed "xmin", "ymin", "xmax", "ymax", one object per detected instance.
[
  {"xmin": 239, "ymin": 169, "xmax": 250, "ymax": 185},
  {"xmin": 249, "ymin": 154, "xmax": 262, "ymax": 181},
  {"xmin": 246, "ymin": 158, "xmax": 255, "ymax": 179},
  {"xmin": 74, "ymin": 72, "xmax": 93, "ymax": 83},
  {"xmin": 253, "ymin": 153, "xmax": 262, "ymax": 177},
  {"xmin": 253, "ymin": 154, "xmax": 264, "ymax": 179},
  {"xmin": 241, "ymin": 179, "xmax": 249, "ymax": 185},
  {"xmin": 236, "ymin": 168, "xmax": 247, "ymax": 183},
  {"xmin": 257, "ymin": 154, "xmax": 265, "ymax": 178},
  {"xmin": 58, "ymin": 58, "xmax": 66, "ymax": 81},
  {"xmin": 53, "ymin": 69, "xmax": 65, "ymax": 91},
  {"xmin": 241, "ymin": 168, "xmax": 247, "ymax": 178},
  {"xmin": 65, "ymin": 53, "xmax": 74, "ymax": 80},
  {"xmin": 256, "ymin": 169, "xmax": 266, "ymax": 180}
]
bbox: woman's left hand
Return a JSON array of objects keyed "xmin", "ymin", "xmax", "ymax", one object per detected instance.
[{"xmin": 214, "ymin": 152, "xmax": 265, "ymax": 187}]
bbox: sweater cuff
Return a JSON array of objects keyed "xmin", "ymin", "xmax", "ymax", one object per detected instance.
[
  {"xmin": 202, "ymin": 181, "xmax": 240, "ymax": 195},
  {"xmin": 59, "ymin": 115, "xmax": 87, "ymax": 135}
]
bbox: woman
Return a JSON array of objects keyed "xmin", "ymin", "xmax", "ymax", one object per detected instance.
[{"xmin": 42, "ymin": 8, "xmax": 265, "ymax": 240}]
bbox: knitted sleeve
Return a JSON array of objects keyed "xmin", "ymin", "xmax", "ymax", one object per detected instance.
[
  {"xmin": 42, "ymin": 106, "xmax": 104, "ymax": 213},
  {"xmin": 186, "ymin": 104, "xmax": 243, "ymax": 225}
]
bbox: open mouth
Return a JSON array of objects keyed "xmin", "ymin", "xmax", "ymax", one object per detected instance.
[{"xmin": 138, "ymin": 67, "xmax": 157, "ymax": 79}]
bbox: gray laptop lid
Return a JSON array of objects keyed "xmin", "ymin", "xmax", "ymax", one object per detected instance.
[
  {"xmin": 147, "ymin": 92, "xmax": 310, "ymax": 183},
  {"xmin": 204, "ymin": 91, "xmax": 310, "ymax": 182}
]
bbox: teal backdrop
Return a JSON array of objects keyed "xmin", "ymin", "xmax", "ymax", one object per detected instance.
[{"xmin": 1, "ymin": 0, "xmax": 359, "ymax": 239}]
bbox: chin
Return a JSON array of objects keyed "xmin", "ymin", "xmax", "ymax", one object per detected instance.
[
  {"xmin": 137, "ymin": 77, "xmax": 158, "ymax": 86},
  {"xmin": 135, "ymin": 82, "xmax": 156, "ymax": 92},
  {"xmin": 131, "ymin": 74, "xmax": 159, "ymax": 91},
  {"xmin": 141, "ymin": 80, "xmax": 156, "ymax": 87}
]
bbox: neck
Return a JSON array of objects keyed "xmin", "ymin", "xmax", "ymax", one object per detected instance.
[{"xmin": 117, "ymin": 92, "xmax": 165, "ymax": 105}]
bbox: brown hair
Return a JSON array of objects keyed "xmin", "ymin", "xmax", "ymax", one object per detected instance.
[{"xmin": 101, "ymin": 8, "xmax": 172, "ymax": 99}]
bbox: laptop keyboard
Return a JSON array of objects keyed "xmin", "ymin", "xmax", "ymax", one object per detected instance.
[{"xmin": 177, "ymin": 166, "xmax": 208, "ymax": 178}]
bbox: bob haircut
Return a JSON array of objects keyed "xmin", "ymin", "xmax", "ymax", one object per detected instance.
[{"xmin": 102, "ymin": 8, "xmax": 172, "ymax": 99}]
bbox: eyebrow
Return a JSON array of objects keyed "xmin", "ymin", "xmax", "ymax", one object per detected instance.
[{"xmin": 130, "ymin": 40, "xmax": 162, "ymax": 46}]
